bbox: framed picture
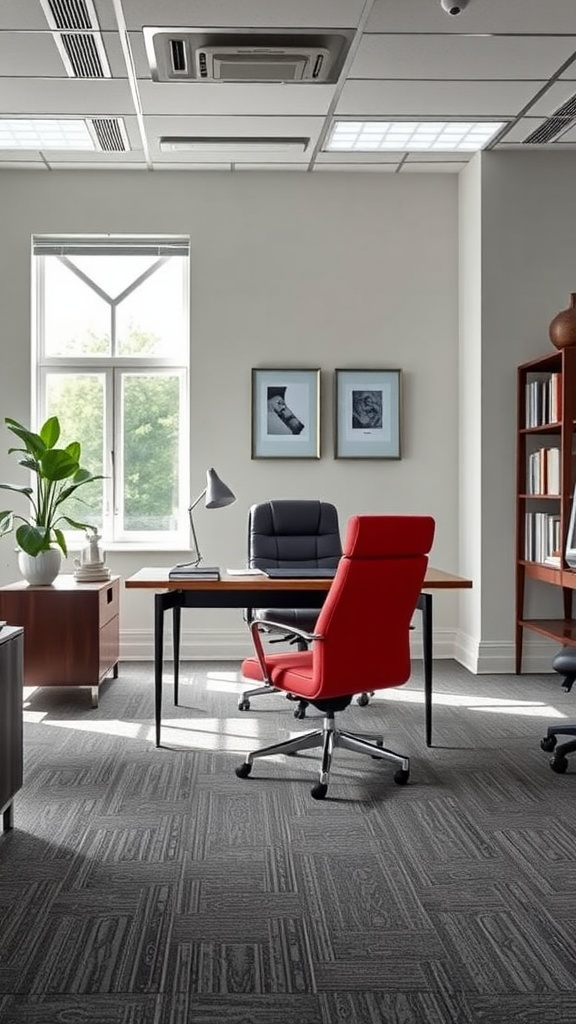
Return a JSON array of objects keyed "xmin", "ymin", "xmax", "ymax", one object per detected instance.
[
  {"xmin": 251, "ymin": 368, "xmax": 321, "ymax": 459},
  {"xmin": 335, "ymin": 368, "xmax": 401, "ymax": 459}
]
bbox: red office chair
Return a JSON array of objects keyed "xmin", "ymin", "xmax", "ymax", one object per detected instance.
[{"xmin": 236, "ymin": 514, "xmax": 435, "ymax": 800}]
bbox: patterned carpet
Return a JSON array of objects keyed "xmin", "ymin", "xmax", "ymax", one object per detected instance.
[{"xmin": 1, "ymin": 659, "xmax": 576, "ymax": 1023}]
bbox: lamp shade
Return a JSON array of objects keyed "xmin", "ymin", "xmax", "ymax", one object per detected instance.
[{"xmin": 204, "ymin": 468, "xmax": 236, "ymax": 509}]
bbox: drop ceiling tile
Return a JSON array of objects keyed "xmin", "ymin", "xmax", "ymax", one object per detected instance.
[
  {"xmin": 365, "ymin": 0, "xmax": 576, "ymax": 34},
  {"xmin": 0, "ymin": 31, "xmax": 128, "ymax": 79},
  {"xmin": 144, "ymin": 114, "xmax": 324, "ymax": 139},
  {"xmin": 0, "ymin": 33, "xmax": 66, "ymax": 76},
  {"xmin": 312, "ymin": 163, "xmax": 397, "ymax": 172},
  {"xmin": 350, "ymin": 35, "xmax": 576, "ymax": 80},
  {"xmin": 151, "ymin": 162, "xmax": 232, "ymax": 170},
  {"xmin": 0, "ymin": 79, "xmax": 135, "ymax": 117},
  {"xmin": 496, "ymin": 118, "xmax": 546, "ymax": 142},
  {"xmin": 137, "ymin": 80, "xmax": 335, "ymax": 116},
  {"xmin": 316, "ymin": 150, "xmax": 401, "ymax": 164},
  {"xmin": 0, "ymin": 0, "xmax": 52, "ymax": 30},
  {"xmin": 404, "ymin": 151, "xmax": 473, "ymax": 162},
  {"xmin": 526, "ymin": 82, "xmax": 576, "ymax": 114},
  {"xmin": 234, "ymin": 163, "xmax": 309, "ymax": 170},
  {"xmin": 118, "ymin": 0, "xmax": 365, "ymax": 31},
  {"xmin": 44, "ymin": 151, "xmax": 146, "ymax": 165},
  {"xmin": 0, "ymin": 151, "xmax": 48, "ymax": 164},
  {"xmin": 401, "ymin": 161, "xmax": 467, "ymax": 173},
  {"xmin": 336, "ymin": 80, "xmax": 545, "ymax": 118},
  {"xmin": 43, "ymin": 160, "xmax": 148, "ymax": 170},
  {"xmin": 153, "ymin": 147, "xmax": 309, "ymax": 163}
]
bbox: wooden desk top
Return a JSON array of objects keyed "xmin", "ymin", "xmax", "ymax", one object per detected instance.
[{"xmin": 125, "ymin": 567, "xmax": 472, "ymax": 591}]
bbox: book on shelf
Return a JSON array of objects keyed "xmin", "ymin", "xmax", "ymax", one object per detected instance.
[
  {"xmin": 168, "ymin": 563, "xmax": 220, "ymax": 580},
  {"xmin": 544, "ymin": 552, "xmax": 562, "ymax": 568},
  {"xmin": 524, "ymin": 372, "xmax": 562, "ymax": 428}
]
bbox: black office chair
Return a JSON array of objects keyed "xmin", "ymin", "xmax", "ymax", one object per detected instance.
[
  {"xmin": 540, "ymin": 646, "xmax": 576, "ymax": 773},
  {"xmin": 239, "ymin": 499, "xmax": 373, "ymax": 718}
]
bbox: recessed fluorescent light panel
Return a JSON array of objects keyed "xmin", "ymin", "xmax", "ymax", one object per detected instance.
[
  {"xmin": 326, "ymin": 121, "xmax": 505, "ymax": 152},
  {"xmin": 0, "ymin": 119, "xmax": 95, "ymax": 150}
]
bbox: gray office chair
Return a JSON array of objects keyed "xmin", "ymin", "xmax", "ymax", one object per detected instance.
[
  {"xmin": 239, "ymin": 499, "xmax": 372, "ymax": 718},
  {"xmin": 540, "ymin": 646, "xmax": 576, "ymax": 773}
]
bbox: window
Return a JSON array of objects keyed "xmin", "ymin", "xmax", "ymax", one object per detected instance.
[{"xmin": 33, "ymin": 235, "xmax": 190, "ymax": 548}]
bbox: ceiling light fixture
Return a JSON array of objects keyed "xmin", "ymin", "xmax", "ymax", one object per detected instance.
[
  {"xmin": 0, "ymin": 119, "xmax": 95, "ymax": 150},
  {"xmin": 326, "ymin": 120, "xmax": 505, "ymax": 153}
]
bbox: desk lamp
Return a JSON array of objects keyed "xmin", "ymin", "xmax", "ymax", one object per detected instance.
[{"xmin": 187, "ymin": 468, "xmax": 236, "ymax": 567}]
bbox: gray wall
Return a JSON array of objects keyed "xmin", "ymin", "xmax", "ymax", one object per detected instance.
[
  {"xmin": 460, "ymin": 150, "xmax": 576, "ymax": 671},
  {"xmin": 0, "ymin": 167, "xmax": 458, "ymax": 660}
]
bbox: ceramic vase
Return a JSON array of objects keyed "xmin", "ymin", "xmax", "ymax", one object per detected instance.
[
  {"xmin": 549, "ymin": 293, "xmax": 576, "ymax": 350},
  {"xmin": 18, "ymin": 548, "xmax": 62, "ymax": 586}
]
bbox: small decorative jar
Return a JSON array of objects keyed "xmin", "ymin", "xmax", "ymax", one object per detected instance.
[{"xmin": 549, "ymin": 293, "xmax": 576, "ymax": 350}]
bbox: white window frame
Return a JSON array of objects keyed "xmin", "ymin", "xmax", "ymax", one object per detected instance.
[{"xmin": 32, "ymin": 235, "xmax": 190, "ymax": 550}]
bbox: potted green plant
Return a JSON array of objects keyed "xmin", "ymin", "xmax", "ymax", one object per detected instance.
[{"xmin": 0, "ymin": 415, "xmax": 102, "ymax": 585}]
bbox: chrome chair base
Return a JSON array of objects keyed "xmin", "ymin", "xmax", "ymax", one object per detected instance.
[{"xmin": 235, "ymin": 713, "xmax": 410, "ymax": 799}]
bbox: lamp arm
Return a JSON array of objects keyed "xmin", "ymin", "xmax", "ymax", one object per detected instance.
[
  {"xmin": 187, "ymin": 488, "xmax": 206, "ymax": 567},
  {"xmin": 188, "ymin": 488, "xmax": 207, "ymax": 513}
]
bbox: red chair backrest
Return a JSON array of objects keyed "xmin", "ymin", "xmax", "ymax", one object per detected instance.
[{"xmin": 308, "ymin": 515, "xmax": 435, "ymax": 700}]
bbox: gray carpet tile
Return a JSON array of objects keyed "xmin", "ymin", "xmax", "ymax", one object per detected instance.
[{"xmin": 2, "ymin": 659, "xmax": 576, "ymax": 1022}]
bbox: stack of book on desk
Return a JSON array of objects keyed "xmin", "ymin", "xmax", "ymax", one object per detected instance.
[{"xmin": 168, "ymin": 564, "xmax": 221, "ymax": 580}]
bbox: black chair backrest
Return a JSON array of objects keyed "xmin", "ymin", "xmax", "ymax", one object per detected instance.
[{"xmin": 248, "ymin": 500, "xmax": 342, "ymax": 570}]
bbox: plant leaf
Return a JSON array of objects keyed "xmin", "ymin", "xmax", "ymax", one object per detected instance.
[
  {"xmin": 15, "ymin": 523, "xmax": 49, "ymax": 556},
  {"xmin": 0, "ymin": 483, "xmax": 34, "ymax": 497},
  {"xmin": 5, "ymin": 418, "xmax": 46, "ymax": 459},
  {"xmin": 40, "ymin": 448, "xmax": 79, "ymax": 481},
  {"xmin": 0, "ymin": 511, "xmax": 13, "ymax": 534},
  {"xmin": 40, "ymin": 416, "xmax": 60, "ymax": 449},
  {"xmin": 66, "ymin": 441, "xmax": 81, "ymax": 462},
  {"xmin": 54, "ymin": 527, "xmax": 67, "ymax": 556},
  {"xmin": 60, "ymin": 516, "xmax": 91, "ymax": 531}
]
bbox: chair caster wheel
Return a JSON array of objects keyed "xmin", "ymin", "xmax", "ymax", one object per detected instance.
[
  {"xmin": 356, "ymin": 692, "xmax": 370, "ymax": 707},
  {"xmin": 235, "ymin": 762, "xmax": 252, "ymax": 778},
  {"xmin": 394, "ymin": 768, "xmax": 410, "ymax": 785},
  {"xmin": 294, "ymin": 707, "xmax": 307, "ymax": 720},
  {"xmin": 238, "ymin": 699, "xmax": 250, "ymax": 711},
  {"xmin": 550, "ymin": 755, "xmax": 568, "ymax": 774},
  {"xmin": 311, "ymin": 782, "xmax": 328, "ymax": 800},
  {"xmin": 540, "ymin": 735, "xmax": 557, "ymax": 752}
]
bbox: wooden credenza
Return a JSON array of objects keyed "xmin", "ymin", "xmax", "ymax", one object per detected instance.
[
  {"xmin": 0, "ymin": 575, "xmax": 120, "ymax": 707},
  {"xmin": 0, "ymin": 626, "xmax": 23, "ymax": 832}
]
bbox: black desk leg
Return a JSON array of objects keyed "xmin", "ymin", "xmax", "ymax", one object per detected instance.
[
  {"xmin": 417, "ymin": 592, "xmax": 433, "ymax": 746},
  {"xmin": 154, "ymin": 593, "xmax": 165, "ymax": 748},
  {"xmin": 173, "ymin": 604, "xmax": 181, "ymax": 706}
]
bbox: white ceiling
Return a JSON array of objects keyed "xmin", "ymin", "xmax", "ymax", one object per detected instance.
[{"xmin": 1, "ymin": 0, "xmax": 576, "ymax": 173}]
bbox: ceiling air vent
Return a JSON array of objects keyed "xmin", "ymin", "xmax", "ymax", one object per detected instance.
[
  {"xmin": 89, "ymin": 118, "xmax": 129, "ymax": 152},
  {"xmin": 524, "ymin": 93, "xmax": 576, "ymax": 144},
  {"xmin": 45, "ymin": 0, "xmax": 91, "ymax": 29},
  {"xmin": 60, "ymin": 33, "xmax": 106, "ymax": 77},
  {"xmin": 194, "ymin": 46, "xmax": 331, "ymax": 83},
  {"xmin": 159, "ymin": 137, "xmax": 308, "ymax": 153},
  {"xmin": 39, "ymin": 0, "xmax": 111, "ymax": 78},
  {"xmin": 144, "ymin": 28, "xmax": 353, "ymax": 84}
]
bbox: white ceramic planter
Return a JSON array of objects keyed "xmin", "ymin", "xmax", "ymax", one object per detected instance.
[{"xmin": 18, "ymin": 548, "xmax": 62, "ymax": 586}]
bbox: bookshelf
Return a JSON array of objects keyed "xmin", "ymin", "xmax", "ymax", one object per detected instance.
[{"xmin": 516, "ymin": 348, "xmax": 576, "ymax": 671}]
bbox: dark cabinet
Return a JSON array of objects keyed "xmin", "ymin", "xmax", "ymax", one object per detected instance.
[
  {"xmin": 0, "ymin": 576, "xmax": 120, "ymax": 707},
  {"xmin": 0, "ymin": 626, "xmax": 24, "ymax": 833}
]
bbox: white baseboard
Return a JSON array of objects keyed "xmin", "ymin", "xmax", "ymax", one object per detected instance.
[
  {"xmin": 454, "ymin": 630, "xmax": 558, "ymax": 675},
  {"xmin": 120, "ymin": 625, "xmax": 460, "ymax": 664}
]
